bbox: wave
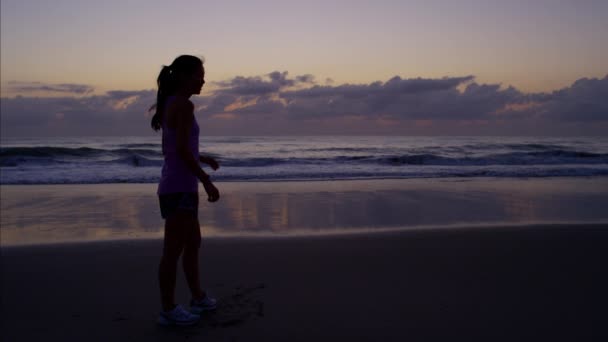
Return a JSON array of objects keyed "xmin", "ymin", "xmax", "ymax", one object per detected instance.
[
  {"xmin": 300, "ymin": 147, "xmax": 386, "ymax": 153},
  {"xmin": 3, "ymin": 166, "xmax": 608, "ymax": 185},
  {"xmin": 5, "ymin": 147, "xmax": 606, "ymax": 168},
  {"xmin": 118, "ymin": 143, "xmax": 160, "ymax": 148},
  {"xmin": 205, "ymin": 137, "xmax": 251, "ymax": 144},
  {"xmin": 220, "ymin": 149, "xmax": 608, "ymax": 167},
  {"xmin": 377, "ymin": 150, "xmax": 608, "ymax": 166},
  {"xmin": 110, "ymin": 155, "xmax": 164, "ymax": 167},
  {"xmin": 0, "ymin": 146, "xmax": 104, "ymax": 158},
  {"xmin": 461, "ymin": 143, "xmax": 569, "ymax": 151},
  {"xmin": 0, "ymin": 146, "xmax": 161, "ymax": 157},
  {"xmin": 0, "ymin": 146, "xmax": 162, "ymax": 166}
]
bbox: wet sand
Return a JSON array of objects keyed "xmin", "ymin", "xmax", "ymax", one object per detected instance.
[
  {"xmin": 2, "ymin": 225, "xmax": 608, "ymax": 341},
  {"xmin": 2, "ymin": 178, "xmax": 608, "ymax": 245}
]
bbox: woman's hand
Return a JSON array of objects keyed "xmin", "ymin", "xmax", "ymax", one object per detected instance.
[
  {"xmin": 202, "ymin": 179, "xmax": 220, "ymax": 202},
  {"xmin": 200, "ymin": 155, "xmax": 220, "ymax": 170}
]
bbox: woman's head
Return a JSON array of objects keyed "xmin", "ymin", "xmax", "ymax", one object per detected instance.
[{"xmin": 150, "ymin": 55, "xmax": 205, "ymax": 131}]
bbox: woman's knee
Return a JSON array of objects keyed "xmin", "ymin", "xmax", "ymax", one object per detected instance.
[
  {"xmin": 161, "ymin": 242, "xmax": 184, "ymax": 262},
  {"xmin": 163, "ymin": 221, "xmax": 184, "ymax": 259},
  {"xmin": 184, "ymin": 220, "xmax": 201, "ymax": 250},
  {"xmin": 185, "ymin": 227, "xmax": 201, "ymax": 250}
]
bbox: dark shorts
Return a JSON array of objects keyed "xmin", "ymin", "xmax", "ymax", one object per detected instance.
[{"xmin": 158, "ymin": 192, "xmax": 199, "ymax": 219}]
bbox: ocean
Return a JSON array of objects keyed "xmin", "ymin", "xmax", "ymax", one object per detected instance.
[{"xmin": 1, "ymin": 136, "xmax": 608, "ymax": 185}]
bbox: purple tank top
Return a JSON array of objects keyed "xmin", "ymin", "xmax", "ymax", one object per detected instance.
[{"xmin": 157, "ymin": 96, "xmax": 200, "ymax": 194}]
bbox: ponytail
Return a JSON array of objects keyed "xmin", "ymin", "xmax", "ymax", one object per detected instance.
[{"xmin": 150, "ymin": 66, "xmax": 173, "ymax": 131}]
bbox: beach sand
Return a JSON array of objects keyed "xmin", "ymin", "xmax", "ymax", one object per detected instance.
[
  {"xmin": 2, "ymin": 225, "xmax": 608, "ymax": 341},
  {"xmin": 2, "ymin": 178, "xmax": 608, "ymax": 341}
]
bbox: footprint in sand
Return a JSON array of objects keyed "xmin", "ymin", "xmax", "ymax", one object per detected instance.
[{"xmin": 205, "ymin": 283, "xmax": 266, "ymax": 328}]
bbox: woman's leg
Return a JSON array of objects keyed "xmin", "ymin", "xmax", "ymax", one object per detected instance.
[
  {"xmin": 182, "ymin": 217, "xmax": 204, "ymax": 301},
  {"xmin": 158, "ymin": 213, "xmax": 187, "ymax": 311}
]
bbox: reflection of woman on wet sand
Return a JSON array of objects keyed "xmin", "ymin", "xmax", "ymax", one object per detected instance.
[{"xmin": 150, "ymin": 55, "xmax": 220, "ymax": 326}]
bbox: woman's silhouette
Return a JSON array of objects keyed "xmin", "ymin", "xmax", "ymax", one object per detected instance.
[{"xmin": 150, "ymin": 55, "xmax": 220, "ymax": 326}]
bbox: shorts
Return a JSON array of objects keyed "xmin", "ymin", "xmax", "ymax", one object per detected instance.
[{"xmin": 158, "ymin": 192, "xmax": 199, "ymax": 219}]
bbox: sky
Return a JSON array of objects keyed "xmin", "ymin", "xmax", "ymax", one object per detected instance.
[{"xmin": 1, "ymin": 0, "xmax": 607, "ymax": 137}]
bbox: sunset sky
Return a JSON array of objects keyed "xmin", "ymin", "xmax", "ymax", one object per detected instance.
[{"xmin": 1, "ymin": 0, "xmax": 607, "ymax": 136}]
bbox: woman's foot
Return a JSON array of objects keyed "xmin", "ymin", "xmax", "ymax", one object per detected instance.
[
  {"xmin": 157, "ymin": 305, "xmax": 200, "ymax": 326},
  {"xmin": 190, "ymin": 293, "xmax": 217, "ymax": 314}
]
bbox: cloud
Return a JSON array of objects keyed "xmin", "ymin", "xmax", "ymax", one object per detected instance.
[
  {"xmin": 6, "ymin": 81, "xmax": 95, "ymax": 95},
  {"xmin": 213, "ymin": 71, "xmax": 316, "ymax": 96},
  {"xmin": 211, "ymin": 75, "xmax": 519, "ymax": 121},
  {"xmin": 208, "ymin": 73, "xmax": 608, "ymax": 125},
  {"xmin": 534, "ymin": 75, "xmax": 608, "ymax": 122},
  {"xmin": 0, "ymin": 89, "xmax": 157, "ymax": 136},
  {"xmin": 1, "ymin": 73, "xmax": 607, "ymax": 137}
]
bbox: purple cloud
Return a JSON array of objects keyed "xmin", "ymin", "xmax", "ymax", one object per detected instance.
[
  {"xmin": 1, "ymin": 73, "xmax": 607, "ymax": 137},
  {"xmin": 7, "ymin": 81, "xmax": 95, "ymax": 95},
  {"xmin": 213, "ymin": 71, "xmax": 316, "ymax": 96}
]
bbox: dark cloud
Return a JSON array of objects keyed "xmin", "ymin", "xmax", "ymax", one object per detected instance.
[
  {"xmin": 213, "ymin": 71, "xmax": 316, "ymax": 96},
  {"xmin": 7, "ymin": 81, "xmax": 95, "ymax": 95},
  {"xmin": 0, "ymin": 90, "xmax": 157, "ymax": 136},
  {"xmin": 105, "ymin": 90, "xmax": 153, "ymax": 100},
  {"xmin": 535, "ymin": 75, "xmax": 608, "ymax": 122},
  {"xmin": 208, "ymin": 74, "xmax": 607, "ymax": 125},
  {"xmin": 1, "ymin": 73, "xmax": 607, "ymax": 137},
  {"xmin": 217, "ymin": 75, "xmax": 515, "ymax": 120},
  {"xmin": 295, "ymin": 74, "xmax": 315, "ymax": 84}
]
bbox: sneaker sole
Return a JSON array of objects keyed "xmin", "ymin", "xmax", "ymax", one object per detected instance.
[{"xmin": 190, "ymin": 304, "xmax": 217, "ymax": 315}]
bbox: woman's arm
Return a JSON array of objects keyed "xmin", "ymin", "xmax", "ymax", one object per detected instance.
[
  {"xmin": 174, "ymin": 99, "xmax": 209, "ymax": 183},
  {"xmin": 199, "ymin": 155, "xmax": 220, "ymax": 170},
  {"xmin": 173, "ymin": 98, "xmax": 220, "ymax": 202}
]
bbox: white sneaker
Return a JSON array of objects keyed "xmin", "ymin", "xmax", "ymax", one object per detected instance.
[
  {"xmin": 157, "ymin": 305, "xmax": 200, "ymax": 326},
  {"xmin": 190, "ymin": 294, "xmax": 218, "ymax": 314}
]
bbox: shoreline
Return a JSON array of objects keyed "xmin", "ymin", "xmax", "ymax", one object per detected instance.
[
  {"xmin": 2, "ymin": 174, "xmax": 608, "ymax": 186},
  {"xmin": 2, "ymin": 177, "xmax": 608, "ymax": 246},
  {"xmin": 2, "ymin": 221, "xmax": 608, "ymax": 249}
]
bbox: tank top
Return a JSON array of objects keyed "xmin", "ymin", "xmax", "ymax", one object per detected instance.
[{"xmin": 157, "ymin": 96, "xmax": 200, "ymax": 194}]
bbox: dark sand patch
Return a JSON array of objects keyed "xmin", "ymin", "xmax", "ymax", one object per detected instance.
[{"xmin": 3, "ymin": 225, "xmax": 608, "ymax": 341}]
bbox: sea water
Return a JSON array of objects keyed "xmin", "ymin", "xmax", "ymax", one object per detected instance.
[{"xmin": 2, "ymin": 136, "xmax": 608, "ymax": 184}]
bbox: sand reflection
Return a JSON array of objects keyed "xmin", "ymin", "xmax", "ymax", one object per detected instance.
[{"xmin": 1, "ymin": 178, "xmax": 608, "ymax": 245}]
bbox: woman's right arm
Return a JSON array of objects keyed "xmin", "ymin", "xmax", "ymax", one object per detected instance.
[{"xmin": 173, "ymin": 99, "xmax": 220, "ymax": 202}]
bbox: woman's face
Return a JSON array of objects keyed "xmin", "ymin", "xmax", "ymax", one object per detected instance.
[{"xmin": 183, "ymin": 64, "xmax": 205, "ymax": 95}]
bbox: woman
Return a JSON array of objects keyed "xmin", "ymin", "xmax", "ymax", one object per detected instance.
[{"xmin": 150, "ymin": 55, "xmax": 220, "ymax": 326}]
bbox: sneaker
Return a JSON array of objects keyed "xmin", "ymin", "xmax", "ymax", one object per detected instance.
[
  {"xmin": 157, "ymin": 305, "xmax": 200, "ymax": 326},
  {"xmin": 190, "ymin": 294, "xmax": 218, "ymax": 314}
]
